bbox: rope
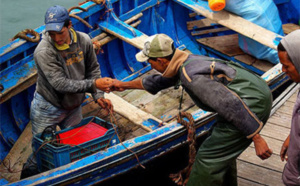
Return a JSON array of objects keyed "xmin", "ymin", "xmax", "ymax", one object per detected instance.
[
  {"xmin": 169, "ymin": 111, "xmax": 196, "ymax": 186},
  {"xmin": 0, "ymin": 98, "xmax": 145, "ymax": 174},
  {"xmin": 11, "ymin": 29, "xmax": 40, "ymax": 43}
]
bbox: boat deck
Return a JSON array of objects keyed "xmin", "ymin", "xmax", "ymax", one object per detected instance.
[
  {"xmin": 1, "ymin": 19, "xmax": 299, "ymax": 185},
  {"xmin": 237, "ymin": 88, "xmax": 298, "ymax": 186}
]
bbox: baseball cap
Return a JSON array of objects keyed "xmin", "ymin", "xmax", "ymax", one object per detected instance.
[
  {"xmin": 45, "ymin": 5, "xmax": 69, "ymax": 32},
  {"xmin": 136, "ymin": 34, "xmax": 174, "ymax": 62}
]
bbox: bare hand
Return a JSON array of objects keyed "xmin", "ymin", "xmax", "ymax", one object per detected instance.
[
  {"xmin": 252, "ymin": 134, "xmax": 273, "ymax": 160},
  {"xmin": 280, "ymin": 135, "xmax": 290, "ymax": 162},
  {"xmin": 95, "ymin": 78, "xmax": 113, "ymax": 93},
  {"xmin": 111, "ymin": 79, "xmax": 125, "ymax": 91},
  {"xmin": 97, "ymin": 98, "xmax": 113, "ymax": 111}
]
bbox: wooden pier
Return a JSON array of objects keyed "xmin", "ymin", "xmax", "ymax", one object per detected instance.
[{"xmin": 237, "ymin": 87, "xmax": 298, "ymax": 186}]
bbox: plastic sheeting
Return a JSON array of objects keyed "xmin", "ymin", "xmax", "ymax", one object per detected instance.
[{"xmin": 225, "ymin": 0, "xmax": 284, "ymax": 64}]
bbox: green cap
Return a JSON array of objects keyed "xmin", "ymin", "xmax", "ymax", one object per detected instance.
[{"xmin": 135, "ymin": 34, "xmax": 174, "ymax": 62}]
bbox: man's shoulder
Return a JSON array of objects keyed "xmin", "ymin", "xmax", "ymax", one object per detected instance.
[
  {"xmin": 75, "ymin": 31, "xmax": 91, "ymax": 42},
  {"xmin": 34, "ymin": 38, "xmax": 56, "ymax": 57}
]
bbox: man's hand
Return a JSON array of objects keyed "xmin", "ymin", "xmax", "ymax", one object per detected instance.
[
  {"xmin": 95, "ymin": 78, "xmax": 113, "ymax": 93},
  {"xmin": 111, "ymin": 79, "xmax": 125, "ymax": 91},
  {"xmin": 280, "ymin": 135, "xmax": 290, "ymax": 162},
  {"xmin": 252, "ymin": 133, "xmax": 273, "ymax": 160},
  {"xmin": 97, "ymin": 98, "xmax": 113, "ymax": 111}
]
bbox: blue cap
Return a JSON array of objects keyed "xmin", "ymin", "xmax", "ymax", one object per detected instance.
[{"xmin": 44, "ymin": 5, "xmax": 69, "ymax": 32}]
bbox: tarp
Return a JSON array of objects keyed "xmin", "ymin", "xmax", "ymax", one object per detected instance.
[{"xmin": 225, "ymin": 0, "xmax": 284, "ymax": 64}]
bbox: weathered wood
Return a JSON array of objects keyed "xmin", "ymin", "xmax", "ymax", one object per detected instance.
[
  {"xmin": 270, "ymin": 83, "xmax": 299, "ymax": 116},
  {"xmin": 0, "ymin": 73, "xmax": 37, "ymax": 104},
  {"xmin": 234, "ymin": 54, "xmax": 273, "ymax": 72},
  {"xmin": 237, "ymin": 160, "xmax": 284, "ymax": 186},
  {"xmin": 259, "ymin": 123, "xmax": 290, "ymax": 141},
  {"xmin": 237, "ymin": 90, "xmax": 297, "ymax": 185},
  {"xmin": 0, "ymin": 123, "xmax": 32, "ymax": 182},
  {"xmin": 104, "ymin": 92, "xmax": 162, "ymax": 131},
  {"xmin": 248, "ymin": 135, "xmax": 286, "ymax": 155},
  {"xmin": 175, "ymin": 0, "xmax": 282, "ymax": 50},
  {"xmin": 238, "ymin": 147, "xmax": 285, "ymax": 172},
  {"xmin": 92, "ymin": 13, "xmax": 143, "ymax": 43},
  {"xmin": 187, "ymin": 18, "xmax": 217, "ymax": 30},
  {"xmin": 197, "ymin": 34, "xmax": 245, "ymax": 57},
  {"xmin": 238, "ymin": 178, "xmax": 263, "ymax": 186},
  {"xmin": 282, "ymin": 23, "xmax": 300, "ymax": 34},
  {"xmin": 192, "ymin": 27, "xmax": 230, "ymax": 36},
  {"xmin": 93, "ymin": 20, "xmax": 142, "ymax": 50}
]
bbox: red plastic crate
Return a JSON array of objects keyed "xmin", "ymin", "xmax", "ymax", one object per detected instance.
[{"xmin": 56, "ymin": 122, "xmax": 108, "ymax": 145}]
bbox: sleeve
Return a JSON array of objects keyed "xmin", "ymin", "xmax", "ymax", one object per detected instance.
[
  {"xmin": 34, "ymin": 48, "xmax": 96, "ymax": 94},
  {"xmin": 82, "ymin": 34, "xmax": 104, "ymax": 100},
  {"xmin": 142, "ymin": 74, "xmax": 178, "ymax": 94},
  {"xmin": 184, "ymin": 75, "xmax": 263, "ymax": 138}
]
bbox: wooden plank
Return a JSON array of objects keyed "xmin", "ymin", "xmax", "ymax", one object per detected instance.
[
  {"xmin": 104, "ymin": 92, "xmax": 162, "ymax": 131},
  {"xmin": 289, "ymin": 91, "xmax": 299, "ymax": 102},
  {"xmin": 187, "ymin": 18, "xmax": 217, "ymax": 30},
  {"xmin": 197, "ymin": 34, "xmax": 245, "ymax": 57},
  {"xmin": 174, "ymin": 0, "xmax": 282, "ymax": 50},
  {"xmin": 238, "ymin": 147, "xmax": 285, "ymax": 172},
  {"xmin": 237, "ymin": 160, "xmax": 284, "ymax": 186},
  {"xmin": 248, "ymin": 135, "xmax": 286, "ymax": 155},
  {"xmin": 0, "ymin": 123, "xmax": 32, "ymax": 182},
  {"xmin": 276, "ymin": 108, "xmax": 293, "ymax": 117},
  {"xmin": 271, "ymin": 83, "xmax": 299, "ymax": 116},
  {"xmin": 259, "ymin": 122, "xmax": 290, "ymax": 141},
  {"xmin": 267, "ymin": 114, "xmax": 292, "ymax": 128},
  {"xmin": 234, "ymin": 54, "xmax": 273, "ymax": 72},
  {"xmin": 282, "ymin": 23, "xmax": 300, "ymax": 34},
  {"xmin": 238, "ymin": 178, "xmax": 264, "ymax": 186},
  {"xmin": 191, "ymin": 27, "xmax": 230, "ymax": 36}
]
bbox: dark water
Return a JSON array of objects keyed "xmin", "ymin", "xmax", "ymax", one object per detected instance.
[{"xmin": 0, "ymin": 0, "xmax": 83, "ymax": 46}]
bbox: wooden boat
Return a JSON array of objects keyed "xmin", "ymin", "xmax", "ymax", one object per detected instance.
[{"xmin": 0, "ymin": 0, "xmax": 299, "ymax": 185}]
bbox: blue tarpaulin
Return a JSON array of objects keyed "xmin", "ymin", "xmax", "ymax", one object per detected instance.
[{"xmin": 225, "ymin": 0, "xmax": 284, "ymax": 64}]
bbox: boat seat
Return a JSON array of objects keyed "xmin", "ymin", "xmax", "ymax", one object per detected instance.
[{"xmin": 187, "ymin": 17, "xmax": 300, "ymax": 73}]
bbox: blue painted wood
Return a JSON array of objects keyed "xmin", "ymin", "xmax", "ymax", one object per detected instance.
[
  {"xmin": 0, "ymin": 101, "xmax": 21, "ymax": 149},
  {"xmin": 7, "ymin": 113, "xmax": 215, "ymax": 186},
  {"xmin": 0, "ymin": 0, "xmax": 298, "ymax": 184},
  {"xmin": 11, "ymin": 91, "xmax": 30, "ymax": 131}
]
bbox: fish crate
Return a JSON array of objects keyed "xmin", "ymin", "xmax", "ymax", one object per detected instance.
[{"xmin": 33, "ymin": 116, "xmax": 119, "ymax": 172}]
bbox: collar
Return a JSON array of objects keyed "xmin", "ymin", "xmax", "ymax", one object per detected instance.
[
  {"xmin": 54, "ymin": 28, "xmax": 77, "ymax": 51},
  {"xmin": 162, "ymin": 49, "xmax": 189, "ymax": 78}
]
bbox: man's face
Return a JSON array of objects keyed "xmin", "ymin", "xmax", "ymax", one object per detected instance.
[
  {"xmin": 48, "ymin": 26, "xmax": 70, "ymax": 46},
  {"xmin": 278, "ymin": 51, "xmax": 300, "ymax": 82},
  {"xmin": 148, "ymin": 58, "xmax": 168, "ymax": 73}
]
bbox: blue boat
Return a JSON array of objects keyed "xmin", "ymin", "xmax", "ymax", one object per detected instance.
[{"xmin": 0, "ymin": 0, "xmax": 299, "ymax": 185}]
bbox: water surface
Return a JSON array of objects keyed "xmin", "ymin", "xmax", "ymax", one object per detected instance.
[{"xmin": 0, "ymin": 0, "xmax": 83, "ymax": 46}]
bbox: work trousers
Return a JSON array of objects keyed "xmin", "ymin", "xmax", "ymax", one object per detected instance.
[
  {"xmin": 30, "ymin": 91, "xmax": 82, "ymax": 135},
  {"xmin": 187, "ymin": 120, "xmax": 252, "ymax": 186},
  {"xmin": 187, "ymin": 60, "xmax": 272, "ymax": 186}
]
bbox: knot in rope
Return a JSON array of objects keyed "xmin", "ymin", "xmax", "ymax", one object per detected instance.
[
  {"xmin": 11, "ymin": 29, "xmax": 40, "ymax": 43},
  {"xmin": 170, "ymin": 111, "xmax": 196, "ymax": 186}
]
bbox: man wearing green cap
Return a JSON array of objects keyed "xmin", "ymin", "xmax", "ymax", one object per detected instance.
[{"xmin": 112, "ymin": 33, "xmax": 273, "ymax": 185}]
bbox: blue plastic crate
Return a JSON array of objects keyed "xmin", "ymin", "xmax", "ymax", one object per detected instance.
[{"xmin": 33, "ymin": 116, "xmax": 119, "ymax": 171}]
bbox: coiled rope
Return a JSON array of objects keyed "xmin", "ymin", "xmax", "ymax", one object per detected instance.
[
  {"xmin": 11, "ymin": 29, "xmax": 40, "ymax": 43},
  {"xmin": 169, "ymin": 112, "xmax": 196, "ymax": 186}
]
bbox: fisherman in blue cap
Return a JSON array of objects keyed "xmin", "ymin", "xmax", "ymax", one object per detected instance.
[
  {"xmin": 111, "ymin": 33, "xmax": 273, "ymax": 186},
  {"xmin": 21, "ymin": 5, "xmax": 113, "ymax": 178},
  {"xmin": 32, "ymin": 4, "xmax": 113, "ymax": 136}
]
